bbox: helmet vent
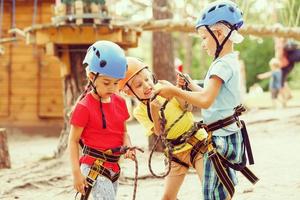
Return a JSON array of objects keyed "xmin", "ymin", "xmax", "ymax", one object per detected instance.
[
  {"xmin": 96, "ymin": 50, "xmax": 100, "ymax": 58},
  {"xmin": 202, "ymin": 13, "xmax": 206, "ymax": 20},
  {"xmin": 93, "ymin": 47, "xmax": 96, "ymax": 51},
  {"xmin": 229, "ymin": 6, "xmax": 235, "ymax": 13},
  {"xmin": 219, "ymin": 4, "xmax": 226, "ymax": 8},
  {"xmin": 100, "ymin": 60, "xmax": 107, "ymax": 68},
  {"xmin": 208, "ymin": 6, "xmax": 216, "ymax": 13}
]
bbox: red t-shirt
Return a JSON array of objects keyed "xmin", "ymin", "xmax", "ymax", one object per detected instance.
[{"xmin": 70, "ymin": 93, "xmax": 129, "ymax": 172}]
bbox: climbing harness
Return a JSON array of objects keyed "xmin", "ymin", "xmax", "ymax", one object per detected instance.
[
  {"xmin": 147, "ymin": 92, "xmax": 205, "ymax": 177},
  {"xmin": 204, "ymin": 105, "xmax": 259, "ymax": 199},
  {"xmin": 147, "ymin": 100, "xmax": 259, "ymax": 199},
  {"xmin": 75, "ymin": 142, "xmax": 144, "ymax": 200}
]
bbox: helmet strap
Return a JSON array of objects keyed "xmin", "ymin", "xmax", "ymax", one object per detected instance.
[
  {"xmin": 125, "ymin": 83, "xmax": 150, "ymax": 102},
  {"xmin": 205, "ymin": 25, "xmax": 234, "ymax": 60},
  {"xmin": 91, "ymin": 72, "xmax": 107, "ymax": 129}
]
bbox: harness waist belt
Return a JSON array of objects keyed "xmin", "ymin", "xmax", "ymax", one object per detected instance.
[
  {"xmin": 82, "ymin": 145, "xmax": 121, "ymax": 163},
  {"xmin": 205, "ymin": 104, "xmax": 246, "ymax": 132}
]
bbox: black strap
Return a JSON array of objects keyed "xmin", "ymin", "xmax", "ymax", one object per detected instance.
[
  {"xmin": 190, "ymin": 138, "xmax": 207, "ymax": 168},
  {"xmin": 205, "ymin": 105, "xmax": 246, "ymax": 132},
  {"xmin": 82, "ymin": 145, "xmax": 121, "ymax": 163},
  {"xmin": 205, "ymin": 24, "xmax": 235, "ymax": 60},
  {"xmin": 80, "ymin": 186, "xmax": 92, "ymax": 200},
  {"xmin": 209, "ymin": 149, "xmax": 235, "ymax": 199},
  {"xmin": 215, "ymin": 151, "xmax": 259, "ymax": 184},
  {"xmin": 172, "ymin": 156, "xmax": 189, "ymax": 169},
  {"xmin": 146, "ymin": 101, "xmax": 153, "ymax": 122},
  {"xmin": 240, "ymin": 120, "xmax": 254, "ymax": 165},
  {"xmin": 167, "ymin": 121, "xmax": 206, "ymax": 146}
]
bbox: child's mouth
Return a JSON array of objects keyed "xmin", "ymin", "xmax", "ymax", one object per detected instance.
[{"xmin": 144, "ymin": 89, "xmax": 153, "ymax": 96}]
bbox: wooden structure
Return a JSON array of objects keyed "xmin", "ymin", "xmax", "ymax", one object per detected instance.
[{"xmin": 0, "ymin": 0, "xmax": 141, "ymax": 135}]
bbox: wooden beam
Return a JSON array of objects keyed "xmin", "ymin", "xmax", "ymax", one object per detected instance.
[
  {"xmin": 27, "ymin": 25, "xmax": 140, "ymax": 48},
  {"xmin": 0, "ymin": 37, "xmax": 18, "ymax": 44},
  {"xmin": 125, "ymin": 19, "xmax": 300, "ymax": 40}
]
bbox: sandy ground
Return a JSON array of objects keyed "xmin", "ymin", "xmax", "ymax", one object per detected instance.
[{"xmin": 1, "ymin": 107, "xmax": 300, "ymax": 200}]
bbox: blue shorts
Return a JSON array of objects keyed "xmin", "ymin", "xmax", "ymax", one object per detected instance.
[
  {"xmin": 81, "ymin": 164, "xmax": 118, "ymax": 200},
  {"xmin": 202, "ymin": 131, "xmax": 244, "ymax": 200}
]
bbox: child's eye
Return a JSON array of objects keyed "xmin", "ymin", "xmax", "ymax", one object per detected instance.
[
  {"xmin": 136, "ymin": 83, "xmax": 142, "ymax": 88},
  {"xmin": 145, "ymin": 78, "xmax": 149, "ymax": 82}
]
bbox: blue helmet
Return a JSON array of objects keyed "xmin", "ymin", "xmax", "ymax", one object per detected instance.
[
  {"xmin": 83, "ymin": 40, "xmax": 127, "ymax": 79},
  {"xmin": 195, "ymin": 0, "xmax": 243, "ymax": 30}
]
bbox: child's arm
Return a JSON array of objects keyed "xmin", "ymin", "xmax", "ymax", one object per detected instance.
[
  {"xmin": 159, "ymin": 79, "xmax": 192, "ymax": 111},
  {"xmin": 257, "ymin": 71, "xmax": 272, "ymax": 80},
  {"xmin": 123, "ymin": 124, "xmax": 136, "ymax": 160},
  {"xmin": 68, "ymin": 125, "xmax": 87, "ymax": 195},
  {"xmin": 156, "ymin": 76, "xmax": 223, "ymax": 109},
  {"xmin": 175, "ymin": 97, "xmax": 193, "ymax": 112}
]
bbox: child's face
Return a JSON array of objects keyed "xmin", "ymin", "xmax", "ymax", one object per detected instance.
[
  {"xmin": 127, "ymin": 69, "xmax": 155, "ymax": 99},
  {"xmin": 198, "ymin": 28, "xmax": 222, "ymax": 57},
  {"xmin": 91, "ymin": 74, "xmax": 120, "ymax": 99}
]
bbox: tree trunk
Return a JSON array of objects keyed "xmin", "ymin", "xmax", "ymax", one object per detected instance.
[
  {"xmin": 183, "ymin": 33, "xmax": 192, "ymax": 74},
  {"xmin": 55, "ymin": 46, "xmax": 88, "ymax": 157},
  {"xmin": 0, "ymin": 128, "xmax": 11, "ymax": 169},
  {"xmin": 150, "ymin": 0, "xmax": 174, "ymax": 152}
]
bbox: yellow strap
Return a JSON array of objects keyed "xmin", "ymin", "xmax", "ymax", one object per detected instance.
[
  {"xmin": 207, "ymin": 132, "xmax": 214, "ymax": 152},
  {"xmin": 88, "ymin": 159, "xmax": 104, "ymax": 181}
]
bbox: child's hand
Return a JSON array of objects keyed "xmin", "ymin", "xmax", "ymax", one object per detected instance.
[
  {"xmin": 176, "ymin": 72, "xmax": 192, "ymax": 89},
  {"xmin": 150, "ymin": 99, "xmax": 161, "ymax": 111},
  {"xmin": 256, "ymin": 74, "xmax": 263, "ymax": 80},
  {"xmin": 73, "ymin": 171, "xmax": 88, "ymax": 195},
  {"xmin": 124, "ymin": 148, "xmax": 136, "ymax": 161},
  {"xmin": 155, "ymin": 81, "xmax": 178, "ymax": 100}
]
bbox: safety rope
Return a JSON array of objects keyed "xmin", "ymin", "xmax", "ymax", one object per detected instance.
[
  {"xmin": 148, "ymin": 99, "xmax": 173, "ymax": 178},
  {"xmin": 119, "ymin": 146, "xmax": 144, "ymax": 200},
  {"xmin": 147, "ymin": 78, "xmax": 190, "ymax": 178}
]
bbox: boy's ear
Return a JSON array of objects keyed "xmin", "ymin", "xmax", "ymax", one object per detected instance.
[
  {"xmin": 87, "ymin": 72, "xmax": 95, "ymax": 81},
  {"xmin": 122, "ymin": 85, "xmax": 133, "ymax": 96},
  {"xmin": 216, "ymin": 30, "xmax": 224, "ymax": 40}
]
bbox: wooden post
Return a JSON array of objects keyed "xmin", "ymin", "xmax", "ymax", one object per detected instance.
[
  {"xmin": 75, "ymin": 0, "xmax": 84, "ymax": 25},
  {"xmin": 0, "ymin": 128, "xmax": 11, "ymax": 169},
  {"xmin": 91, "ymin": 3, "xmax": 100, "ymax": 25}
]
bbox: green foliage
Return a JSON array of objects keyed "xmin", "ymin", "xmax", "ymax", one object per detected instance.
[
  {"xmin": 279, "ymin": 0, "xmax": 300, "ymax": 26},
  {"xmin": 62, "ymin": 0, "xmax": 74, "ymax": 5},
  {"xmin": 236, "ymin": 37, "xmax": 275, "ymax": 91}
]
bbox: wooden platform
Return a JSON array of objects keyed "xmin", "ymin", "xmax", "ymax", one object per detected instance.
[{"xmin": 25, "ymin": 24, "xmax": 141, "ymax": 49}]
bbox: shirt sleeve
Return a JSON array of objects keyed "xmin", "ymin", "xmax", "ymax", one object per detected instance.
[
  {"xmin": 70, "ymin": 103, "xmax": 89, "ymax": 127},
  {"xmin": 121, "ymin": 98, "xmax": 130, "ymax": 121},
  {"xmin": 209, "ymin": 61, "xmax": 233, "ymax": 83},
  {"xmin": 133, "ymin": 106, "xmax": 154, "ymax": 136}
]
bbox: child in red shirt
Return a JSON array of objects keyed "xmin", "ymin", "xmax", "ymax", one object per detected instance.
[{"xmin": 68, "ymin": 40, "xmax": 135, "ymax": 200}]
